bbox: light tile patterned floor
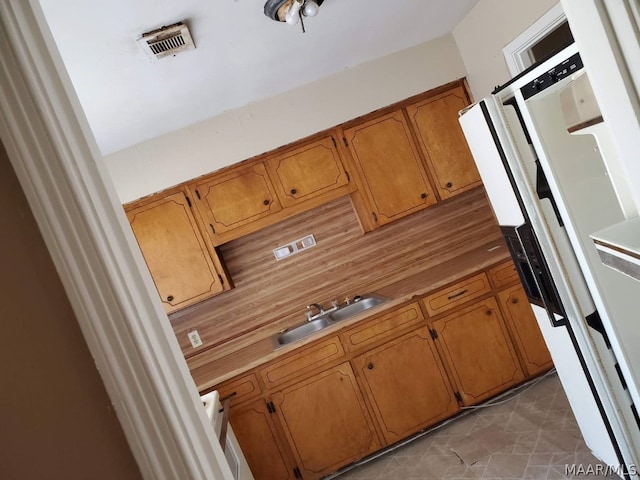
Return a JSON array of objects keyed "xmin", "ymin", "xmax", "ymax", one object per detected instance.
[{"xmin": 333, "ymin": 372, "xmax": 619, "ymax": 480}]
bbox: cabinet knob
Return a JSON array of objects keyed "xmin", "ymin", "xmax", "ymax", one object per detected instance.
[
  {"xmin": 263, "ymin": 199, "xmax": 270, "ymax": 206},
  {"xmin": 486, "ymin": 310, "xmax": 492, "ymax": 316},
  {"xmin": 167, "ymin": 295, "xmax": 174, "ymax": 302},
  {"xmin": 290, "ymin": 188, "xmax": 297, "ymax": 195},
  {"xmin": 420, "ymin": 193, "xmax": 427, "ymax": 199},
  {"xmin": 446, "ymin": 182, "xmax": 453, "ymax": 188},
  {"xmin": 367, "ymin": 363, "xmax": 374, "ymax": 370},
  {"xmin": 512, "ymin": 298, "xmax": 519, "ymax": 304}
]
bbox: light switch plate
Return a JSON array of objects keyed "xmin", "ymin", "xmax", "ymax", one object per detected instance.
[{"xmin": 273, "ymin": 234, "xmax": 316, "ymax": 261}]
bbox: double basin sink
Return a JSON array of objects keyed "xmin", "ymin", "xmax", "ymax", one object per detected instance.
[{"xmin": 272, "ymin": 294, "xmax": 390, "ymax": 349}]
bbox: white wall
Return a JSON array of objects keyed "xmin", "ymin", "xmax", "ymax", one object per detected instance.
[
  {"xmin": 105, "ymin": 34, "xmax": 466, "ymax": 203},
  {"xmin": 452, "ymin": 0, "xmax": 559, "ymax": 100}
]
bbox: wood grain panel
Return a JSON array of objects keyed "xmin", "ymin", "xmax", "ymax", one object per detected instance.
[
  {"xmin": 260, "ymin": 336, "xmax": 344, "ymax": 389},
  {"xmin": 170, "ymin": 187, "xmax": 503, "ymax": 356},
  {"xmin": 341, "ymin": 302, "xmax": 424, "ymax": 353},
  {"xmin": 488, "ymin": 260, "xmax": 519, "ymax": 289}
]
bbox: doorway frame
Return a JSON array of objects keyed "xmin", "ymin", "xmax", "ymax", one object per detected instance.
[
  {"xmin": 0, "ymin": 2, "xmax": 232, "ymax": 479},
  {"xmin": 503, "ymin": 3, "xmax": 567, "ymax": 76}
]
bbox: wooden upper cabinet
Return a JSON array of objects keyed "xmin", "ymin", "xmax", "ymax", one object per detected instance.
[
  {"xmin": 498, "ymin": 285, "xmax": 553, "ymax": 378},
  {"xmin": 406, "ymin": 84, "xmax": 482, "ymax": 200},
  {"xmin": 432, "ymin": 297, "xmax": 525, "ymax": 406},
  {"xmin": 343, "ymin": 110, "xmax": 437, "ymax": 228},
  {"xmin": 265, "ymin": 135, "xmax": 353, "ymax": 209},
  {"xmin": 189, "ymin": 162, "xmax": 282, "ymax": 244},
  {"xmin": 126, "ymin": 190, "xmax": 226, "ymax": 314}
]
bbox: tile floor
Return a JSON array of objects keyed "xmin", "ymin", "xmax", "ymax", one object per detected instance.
[{"xmin": 332, "ymin": 372, "xmax": 619, "ymax": 480}]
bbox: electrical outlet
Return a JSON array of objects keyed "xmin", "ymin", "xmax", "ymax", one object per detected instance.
[{"xmin": 188, "ymin": 330, "xmax": 203, "ymax": 348}]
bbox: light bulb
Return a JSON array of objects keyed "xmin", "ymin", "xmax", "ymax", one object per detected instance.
[
  {"xmin": 302, "ymin": 0, "xmax": 319, "ymax": 17},
  {"xmin": 285, "ymin": 0, "xmax": 302, "ymax": 24}
]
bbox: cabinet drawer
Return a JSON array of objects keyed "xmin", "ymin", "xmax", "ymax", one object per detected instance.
[
  {"xmin": 341, "ymin": 302, "xmax": 424, "ymax": 353},
  {"xmin": 215, "ymin": 372, "xmax": 261, "ymax": 408},
  {"xmin": 423, "ymin": 273, "xmax": 491, "ymax": 317},
  {"xmin": 260, "ymin": 336, "xmax": 344, "ymax": 389},
  {"xmin": 488, "ymin": 261, "xmax": 519, "ymax": 289}
]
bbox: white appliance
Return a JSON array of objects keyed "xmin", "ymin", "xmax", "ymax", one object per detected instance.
[
  {"xmin": 459, "ymin": 42, "xmax": 640, "ymax": 478},
  {"xmin": 201, "ymin": 391, "xmax": 255, "ymax": 480}
]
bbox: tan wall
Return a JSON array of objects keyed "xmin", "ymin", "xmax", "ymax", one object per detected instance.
[
  {"xmin": 0, "ymin": 140, "xmax": 141, "ymax": 479},
  {"xmin": 105, "ymin": 34, "xmax": 467, "ymax": 203},
  {"xmin": 453, "ymin": 0, "xmax": 560, "ymax": 100}
]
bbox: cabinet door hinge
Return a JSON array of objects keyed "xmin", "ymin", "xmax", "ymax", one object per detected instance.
[
  {"xmin": 293, "ymin": 466, "xmax": 302, "ymax": 479},
  {"xmin": 195, "ymin": 189, "xmax": 201, "ymax": 200},
  {"xmin": 209, "ymin": 223, "xmax": 215, "ymax": 235},
  {"xmin": 372, "ymin": 212, "xmax": 378, "ymax": 223},
  {"xmin": 266, "ymin": 401, "xmax": 276, "ymax": 414},
  {"xmin": 345, "ymin": 171, "xmax": 351, "ymax": 182},
  {"xmin": 331, "ymin": 137, "xmax": 337, "ymax": 148},
  {"xmin": 342, "ymin": 137, "xmax": 348, "ymax": 147},
  {"xmin": 454, "ymin": 391, "xmax": 463, "ymax": 404},
  {"xmin": 429, "ymin": 328, "xmax": 438, "ymax": 340},
  {"xmin": 218, "ymin": 274, "xmax": 224, "ymax": 285},
  {"xmin": 185, "ymin": 196, "xmax": 192, "ymax": 208}
]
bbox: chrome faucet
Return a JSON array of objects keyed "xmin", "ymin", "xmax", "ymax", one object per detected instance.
[{"xmin": 306, "ymin": 303, "xmax": 325, "ymax": 321}]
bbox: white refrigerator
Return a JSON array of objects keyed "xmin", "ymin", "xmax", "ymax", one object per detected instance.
[{"xmin": 459, "ymin": 42, "xmax": 640, "ymax": 477}]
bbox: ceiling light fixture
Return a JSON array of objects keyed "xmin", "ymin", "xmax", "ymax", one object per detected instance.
[{"xmin": 264, "ymin": 0, "xmax": 325, "ymax": 32}]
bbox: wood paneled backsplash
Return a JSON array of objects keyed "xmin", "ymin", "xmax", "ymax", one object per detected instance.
[{"xmin": 170, "ymin": 187, "xmax": 502, "ymax": 357}]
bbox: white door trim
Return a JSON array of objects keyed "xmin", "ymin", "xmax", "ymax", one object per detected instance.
[
  {"xmin": 503, "ymin": 3, "xmax": 567, "ymax": 76},
  {"xmin": 0, "ymin": 3, "xmax": 232, "ymax": 479}
]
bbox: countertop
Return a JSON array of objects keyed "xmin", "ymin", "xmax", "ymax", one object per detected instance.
[{"xmin": 190, "ymin": 239, "xmax": 511, "ymax": 392}]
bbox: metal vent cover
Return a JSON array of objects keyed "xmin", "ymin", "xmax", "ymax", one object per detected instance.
[{"xmin": 140, "ymin": 22, "xmax": 195, "ymax": 59}]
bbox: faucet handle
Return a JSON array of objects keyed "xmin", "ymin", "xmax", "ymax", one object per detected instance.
[
  {"xmin": 305, "ymin": 307, "xmax": 313, "ymax": 321},
  {"xmin": 331, "ymin": 299, "xmax": 339, "ymax": 309}
]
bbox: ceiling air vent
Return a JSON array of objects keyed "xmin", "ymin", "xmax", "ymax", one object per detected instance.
[{"xmin": 140, "ymin": 22, "xmax": 195, "ymax": 59}]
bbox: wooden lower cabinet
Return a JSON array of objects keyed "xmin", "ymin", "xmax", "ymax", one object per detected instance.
[
  {"xmin": 353, "ymin": 325, "xmax": 459, "ymax": 444},
  {"xmin": 498, "ymin": 285, "xmax": 553, "ymax": 377},
  {"xmin": 271, "ymin": 362, "xmax": 381, "ymax": 479},
  {"xmin": 432, "ymin": 297, "xmax": 525, "ymax": 406},
  {"xmin": 229, "ymin": 399, "xmax": 298, "ymax": 480}
]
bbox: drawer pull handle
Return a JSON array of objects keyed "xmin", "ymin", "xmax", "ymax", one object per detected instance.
[
  {"xmin": 367, "ymin": 363, "xmax": 374, "ymax": 370},
  {"xmin": 447, "ymin": 289, "xmax": 468, "ymax": 300}
]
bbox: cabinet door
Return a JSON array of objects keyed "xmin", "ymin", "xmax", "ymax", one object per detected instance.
[
  {"xmin": 432, "ymin": 297, "xmax": 525, "ymax": 405},
  {"xmin": 230, "ymin": 399, "xmax": 298, "ymax": 480},
  {"xmin": 190, "ymin": 163, "xmax": 282, "ymax": 243},
  {"xmin": 498, "ymin": 285, "xmax": 553, "ymax": 377},
  {"xmin": 272, "ymin": 362, "xmax": 381, "ymax": 479},
  {"xmin": 406, "ymin": 85, "xmax": 482, "ymax": 200},
  {"xmin": 266, "ymin": 135, "xmax": 352, "ymax": 208},
  {"xmin": 126, "ymin": 191, "xmax": 225, "ymax": 313},
  {"xmin": 343, "ymin": 110, "xmax": 437, "ymax": 227},
  {"xmin": 353, "ymin": 326, "xmax": 459, "ymax": 444}
]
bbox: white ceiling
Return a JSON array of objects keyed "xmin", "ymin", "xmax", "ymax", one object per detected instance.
[{"xmin": 39, "ymin": 0, "xmax": 478, "ymax": 155}]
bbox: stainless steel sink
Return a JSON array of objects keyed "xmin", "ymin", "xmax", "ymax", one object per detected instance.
[
  {"xmin": 272, "ymin": 294, "xmax": 390, "ymax": 349},
  {"xmin": 272, "ymin": 316, "xmax": 333, "ymax": 348},
  {"xmin": 328, "ymin": 294, "xmax": 389, "ymax": 322}
]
